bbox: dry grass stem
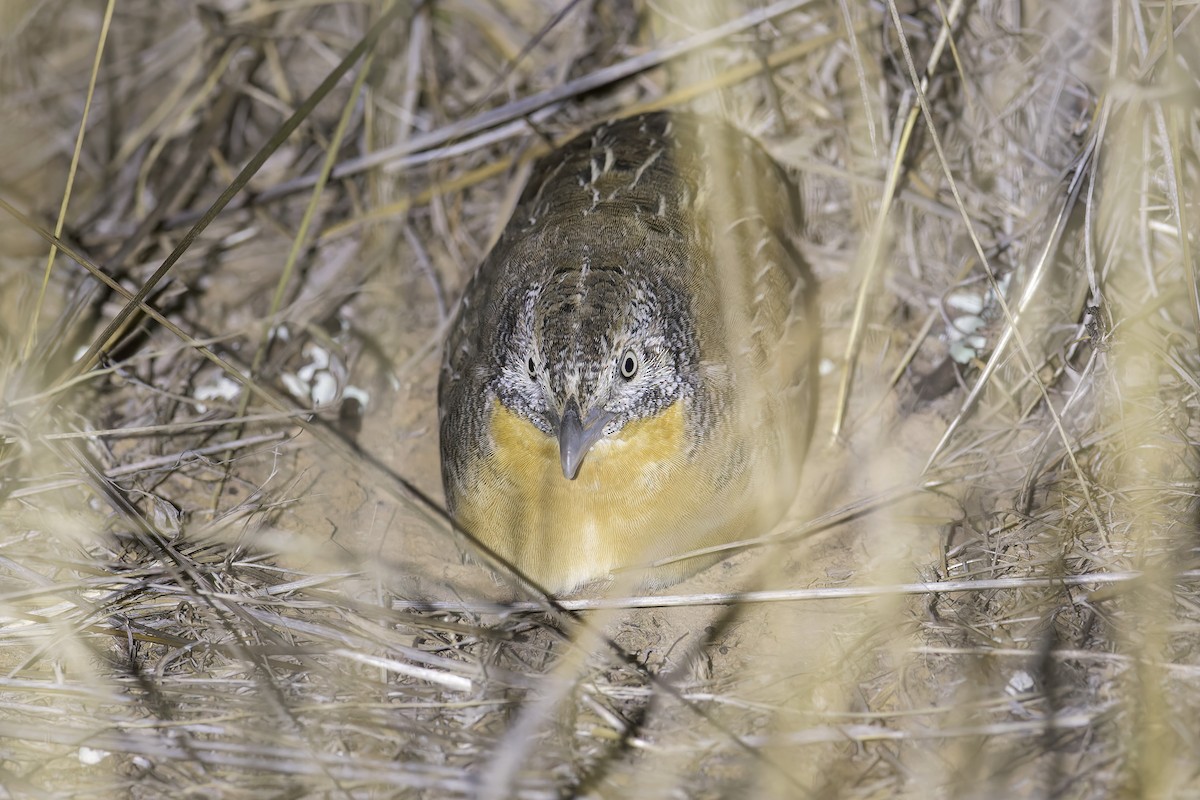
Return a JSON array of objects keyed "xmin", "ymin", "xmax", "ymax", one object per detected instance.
[{"xmin": 1, "ymin": 0, "xmax": 1197, "ymax": 797}]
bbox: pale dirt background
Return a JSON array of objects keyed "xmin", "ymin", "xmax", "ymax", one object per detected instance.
[{"xmin": 1, "ymin": 0, "xmax": 1197, "ymax": 797}]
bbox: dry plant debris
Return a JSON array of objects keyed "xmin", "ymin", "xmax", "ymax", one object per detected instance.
[{"xmin": 1, "ymin": 0, "xmax": 1198, "ymax": 797}]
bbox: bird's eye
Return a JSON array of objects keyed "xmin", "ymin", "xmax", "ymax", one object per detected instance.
[
  {"xmin": 619, "ymin": 348, "xmax": 639, "ymax": 380},
  {"xmin": 526, "ymin": 356, "xmax": 538, "ymax": 379}
]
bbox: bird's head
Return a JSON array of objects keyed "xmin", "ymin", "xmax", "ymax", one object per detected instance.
[{"xmin": 491, "ymin": 268, "xmax": 696, "ymax": 480}]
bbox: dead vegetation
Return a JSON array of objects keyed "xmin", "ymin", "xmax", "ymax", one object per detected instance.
[{"xmin": 1, "ymin": 0, "xmax": 1198, "ymax": 797}]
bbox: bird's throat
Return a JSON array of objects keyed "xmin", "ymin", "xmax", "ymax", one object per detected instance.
[{"xmin": 488, "ymin": 398, "xmax": 686, "ymax": 492}]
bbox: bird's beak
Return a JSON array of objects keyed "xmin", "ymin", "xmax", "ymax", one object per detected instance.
[{"xmin": 557, "ymin": 397, "xmax": 614, "ymax": 480}]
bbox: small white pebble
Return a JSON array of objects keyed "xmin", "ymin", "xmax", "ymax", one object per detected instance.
[
  {"xmin": 296, "ymin": 344, "xmax": 331, "ymax": 382},
  {"xmin": 343, "ymin": 386, "xmax": 370, "ymax": 408},
  {"xmin": 280, "ymin": 372, "xmax": 309, "ymax": 401},
  {"xmin": 818, "ymin": 358, "xmax": 835, "ymax": 376},
  {"xmin": 945, "ymin": 290, "xmax": 984, "ymax": 315},
  {"xmin": 78, "ymin": 747, "xmax": 109, "ymax": 766},
  {"xmin": 311, "ymin": 372, "xmax": 338, "ymax": 406},
  {"xmin": 949, "ymin": 340, "xmax": 976, "ymax": 364},
  {"xmin": 948, "ymin": 315, "xmax": 985, "ymax": 340},
  {"xmin": 195, "ymin": 376, "xmax": 240, "ymax": 403},
  {"xmin": 306, "ymin": 343, "xmax": 331, "ymax": 370},
  {"xmin": 1006, "ymin": 670, "xmax": 1035, "ymax": 696}
]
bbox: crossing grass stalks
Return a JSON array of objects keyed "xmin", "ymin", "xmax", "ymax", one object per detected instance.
[{"xmin": 1, "ymin": 0, "xmax": 1197, "ymax": 796}]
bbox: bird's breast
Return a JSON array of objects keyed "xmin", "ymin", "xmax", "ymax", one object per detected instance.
[{"xmin": 455, "ymin": 398, "xmax": 726, "ymax": 592}]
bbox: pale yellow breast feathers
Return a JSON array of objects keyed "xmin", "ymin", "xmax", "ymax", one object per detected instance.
[{"xmin": 463, "ymin": 399, "xmax": 703, "ymax": 592}]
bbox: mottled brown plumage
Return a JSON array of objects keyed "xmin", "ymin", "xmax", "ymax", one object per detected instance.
[{"xmin": 438, "ymin": 111, "xmax": 818, "ymax": 594}]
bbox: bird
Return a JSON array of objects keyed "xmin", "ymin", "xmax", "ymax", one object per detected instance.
[{"xmin": 438, "ymin": 110, "xmax": 818, "ymax": 595}]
